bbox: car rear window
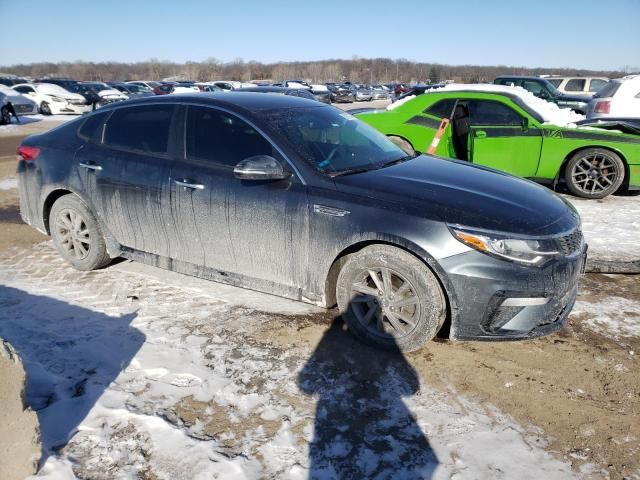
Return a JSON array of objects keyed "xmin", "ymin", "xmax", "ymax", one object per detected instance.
[
  {"xmin": 78, "ymin": 111, "xmax": 109, "ymax": 142},
  {"xmin": 594, "ymin": 81, "xmax": 621, "ymax": 98},
  {"xmin": 104, "ymin": 105, "xmax": 174, "ymax": 154}
]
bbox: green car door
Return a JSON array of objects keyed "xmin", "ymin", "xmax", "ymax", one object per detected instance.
[{"xmin": 463, "ymin": 99, "xmax": 543, "ymax": 177}]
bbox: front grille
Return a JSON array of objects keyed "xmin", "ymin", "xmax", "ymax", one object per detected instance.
[{"xmin": 556, "ymin": 230, "xmax": 583, "ymax": 256}]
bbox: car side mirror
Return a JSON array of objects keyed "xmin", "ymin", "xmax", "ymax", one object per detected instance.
[
  {"xmin": 233, "ymin": 155, "xmax": 291, "ymax": 181},
  {"xmin": 538, "ymin": 90, "xmax": 550, "ymax": 100}
]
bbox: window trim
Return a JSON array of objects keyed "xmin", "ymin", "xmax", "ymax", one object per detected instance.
[
  {"xmin": 101, "ymin": 104, "xmax": 177, "ymax": 158},
  {"xmin": 181, "ymin": 103, "xmax": 306, "ymax": 184}
]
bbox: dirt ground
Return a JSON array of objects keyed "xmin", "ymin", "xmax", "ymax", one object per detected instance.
[{"xmin": 0, "ymin": 118, "xmax": 638, "ymax": 478}]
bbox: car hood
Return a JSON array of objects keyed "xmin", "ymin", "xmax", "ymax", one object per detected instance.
[
  {"xmin": 97, "ymin": 89, "xmax": 127, "ymax": 98},
  {"xmin": 43, "ymin": 91, "xmax": 86, "ymax": 101},
  {"xmin": 333, "ymin": 155, "xmax": 577, "ymax": 235}
]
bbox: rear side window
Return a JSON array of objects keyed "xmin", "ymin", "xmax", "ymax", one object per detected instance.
[
  {"xmin": 565, "ymin": 79, "xmax": 586, "ymax": 91},
  {"xmin": 589, "ymin": 79, "xmax": 609, "ymax": 93},
  {"xmin": 186, "ymin": 106, "xmax": 274, "ymax": 167},
  {"xmin": 594, "ymin": 82, "xmax": 621, "ymax": 98},
  {"xmin": 104, "ymin": 105, "xmax": 174, "ymax": 154},
  {"xmin": 467, "ymin": 100, "xmax": 522, "ymax": 125},
  {"xmin": 78, "ymin": 111, "xmax": 109, "ymax": 142},
  {"xmin": 424, "ymin": 99, "xmax": 456, "ymax": 118}
]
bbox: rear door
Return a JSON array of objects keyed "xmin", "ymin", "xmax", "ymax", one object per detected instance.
[
  {"xmin": 169, "ymin": 105, "xmax": 309, "ymax": 288},
  {"xmin": 75, "ymin": 104, "xmax": 176, "ymax": 257},
  {"xmin": 466, "ymin": 99, "xmax": 542, "ymax": 178}
]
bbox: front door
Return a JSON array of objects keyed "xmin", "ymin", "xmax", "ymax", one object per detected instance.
[
  {"xmin": 169, "ymin": 105, "xmax": 309, "ymax": 289},
  {"xmin": 465, "ymin": 99, "xmax": 543, "ymax": 178},
  {"xmin": 76, "ymin": 104, "xmax": 176, "ymax": 257}
]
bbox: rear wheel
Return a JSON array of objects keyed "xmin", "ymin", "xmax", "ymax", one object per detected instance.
[
  {"xmin": 336, "ymin": 245, "xmax": 446, "ymax": 352},
  {"xmin": 388, "ymin": 136, "xmax": 415, "ymax": 156},
  {"xmin": 40, "ymin": 102, "xmax": 51, "ymax": 115},
  {"xmin": 0, "ymin": 106, "xmax": 10, "ymax": 125},
  {"xmin": 565, "ymin": 148, "xmax": 625, "ymax": 199},
  {"xmin": 50, "ymin": 195, "xmax": 111, "ymax": 271}
]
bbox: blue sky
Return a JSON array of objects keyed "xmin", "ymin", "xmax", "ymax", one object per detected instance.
[{"xmin": 1, "ymin": 0, "xmax": 638, "ymax": 70}]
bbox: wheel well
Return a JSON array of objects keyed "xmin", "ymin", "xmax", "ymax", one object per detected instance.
[
  {"xmin": 324, "ymin": 240, "xmax": 452, "ymax": 336},
  {"xmin": 42, "ymin": 189, "xmax": 72, "ymax": 234},
  {"xmin": 387, "ymin": 134, "xmax": 417, "ymax": 152},
  {"xmin": 559, "ymin": 146, "xmax": 630, "ymax": 187}
]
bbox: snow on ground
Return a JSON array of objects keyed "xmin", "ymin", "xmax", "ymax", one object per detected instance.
[
  {"xmin": 563, "ymin": 193, "xmax": 640, "ymax": 262},
  {"xmin": 0, "ymin": 242, "xmax": 584, "ymax": 479},
  {"xmin": 0, "ymin": 178, "xmax": 17, "ymax": 190},
  {"xmin": 0, "ymin": 115, "xmax": 73, "ymax": 134}
]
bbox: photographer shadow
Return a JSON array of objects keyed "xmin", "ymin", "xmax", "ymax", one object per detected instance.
[
  {"xmin": 0, "ymin": 285, "xmax": 143, "ymax": 465},
  {"xmin": 298, "ymin": 312, "xmax": 439, "ymax": 479}
]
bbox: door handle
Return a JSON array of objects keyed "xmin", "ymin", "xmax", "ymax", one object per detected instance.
[
  {"xmin": 79, "ymin": 162, "xmax": 102, "ymax": 171},
  {"xmin": 175, "ymin": 179, "xmax": 205, "ymax": 190},
  {"xmin": 475, "ymin": 130, "xmax": 487, "ymax": 138}
]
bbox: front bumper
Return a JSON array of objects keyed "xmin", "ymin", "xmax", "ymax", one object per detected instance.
[{"xmin": 439, "ymin": 247, "xmax": 587, "ymax": 340}]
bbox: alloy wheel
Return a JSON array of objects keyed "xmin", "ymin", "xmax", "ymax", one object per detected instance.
[
  {"xmin": 55, "ymin": 208, "xmax": 91, "ymax": 260},
  {"xmin": 349, "ymin": 267, "xmax": 420, "ymax": 339},
  {"xmin": 570, "ymin": 152, "xmax": 620, "ymax": 196}
]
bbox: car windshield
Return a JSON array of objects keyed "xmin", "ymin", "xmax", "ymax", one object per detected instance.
[{"xmin": 264, "ymin": 106, "xmax": 409, "ymax": 175}]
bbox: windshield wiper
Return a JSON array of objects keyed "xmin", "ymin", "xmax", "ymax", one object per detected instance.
[
  {"xmin": 328, "ymin": 167, "xmax": 371, "ymax": 178},
  {"xmin": 378, "ymin": 155, "xmax": 415, "ymax": 169}
]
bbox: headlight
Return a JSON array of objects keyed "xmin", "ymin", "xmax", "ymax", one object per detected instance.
[
  {"xmin": 449, "ymin": 226, "xmax": 559, "ymax": 266},
  {"xmin": 50, "ymin": 96, "xmax": 66, "ymax": 103}
]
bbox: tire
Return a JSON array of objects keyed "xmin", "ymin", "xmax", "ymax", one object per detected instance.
[
  {"xmin": 40, "ymin": 102, "xmax": 51, "ymax": 115},
  {"xmin": 388, "ymin": 136, "xmax": 416, "ymax": 156},
  {"xmin": 336, "ymin": 245, "xmax": 446, "ymax": 352},
  {"xmin": 565, "ymin": 148, "xmax": 625, "ymax": 199},
  {"xmin": 49, "ymin": 194, "xmax": 111, "ymax": 271}
]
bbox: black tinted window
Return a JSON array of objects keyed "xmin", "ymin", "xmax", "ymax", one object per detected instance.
[
  {"xmin": 547, "ymin": 79, "xmax": 563, "ymax": 88},
  {"xmin": 467, "ymin": 100, "xmax": 522, "ymax": 125},
  {"xmin": 425, "ymin": 99, "xmax": 456, "ymax": 118},
  {"xmin": 595, "ymin": 81, "xmax": 620, "ymax": 98},
  {"xmin": 79, "ymin": 111, "xmax": 109, "ymax": 142},
  {"xmin": 104, "ymin": 105, "xmax": 174, "ymax": 154},
  {"xmin": 186, "ymin": 107, "xmax": 274, "ymax": 166}
]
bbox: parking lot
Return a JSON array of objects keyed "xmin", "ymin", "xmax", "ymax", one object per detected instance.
[{"xmin": 0, "ymin": 112, "xmax": 638, "ymax": 479}]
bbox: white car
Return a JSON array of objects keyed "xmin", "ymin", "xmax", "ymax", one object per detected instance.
[
  {"xmin": 12, "ymin": 83, "xmax": 91, "ymax": 115},
  {"xmin": 0, "ymin": 85, "xmax": 38, "ymax": 124},
  {"xmin": 586, "ymin": 75, "xmax": 640, "ymax": 119},
  {"xmin": 546, "ymin": 76, "xmax": 609, "ymax": 97}
]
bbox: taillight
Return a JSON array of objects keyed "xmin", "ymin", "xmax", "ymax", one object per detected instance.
[
  {"xmin": 17, "ymin": 145, "xmax": 40, "ymax": 161},
  {"xmin": 594, "ymin": 100, "xmax": 610, "ymax": 114}
]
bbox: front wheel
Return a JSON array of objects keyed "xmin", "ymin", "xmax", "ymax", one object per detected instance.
[
  {"xmin": 565, "ymin": 148, "xmax": 625, "ymax": 199},
  {"xmin": 40, "ymin": 102, "xmax": 51, "ymax": 115},
  {"xmin": 50, "ymin": 195, "xmax": 111, "ymax": 271},
  {"xmin": 336, "ymin": 245, "xmax": 446, "ymax": 352}
]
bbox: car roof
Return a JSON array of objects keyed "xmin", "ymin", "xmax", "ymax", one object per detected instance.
[
  {"xmin": 100, "ymin": 91, "xmax": 321, "ymax": 113},
  {"xmin": 495, "ymin": 75, "xmax": 550, "ymax": 82}
]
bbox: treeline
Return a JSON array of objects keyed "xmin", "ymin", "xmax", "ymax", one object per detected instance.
[{"xmin": 0, "ymin": 57, "xmax": 626, "ymax": 84}]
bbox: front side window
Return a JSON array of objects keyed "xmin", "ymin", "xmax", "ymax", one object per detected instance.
[
  {"xmin": 467, "ymin": 100, "xmax": 522, "ymax": 126},
  {"xmin": 565, "ymin": 79, "xmax": 586, "ymax": 92},
  {"xmin": 263, "ymin": 106, "xmax": 406, "ymax": 175},
  {"xmin": 186, "ymin": 107, "xmax": 274, "ymax": 167},
  {"xmin": 104, "ymin": 105, "xmax": 174, "ymax": 154}
]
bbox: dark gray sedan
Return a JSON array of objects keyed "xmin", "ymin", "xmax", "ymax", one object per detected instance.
[{"xmin": 16, "ymin": 93, "xmax": 586, "ymax": 351}]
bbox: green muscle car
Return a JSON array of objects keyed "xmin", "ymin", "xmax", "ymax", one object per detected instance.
[{"xmin": 355, "ymin": 86, "xmax": 640, "ymax": 199}]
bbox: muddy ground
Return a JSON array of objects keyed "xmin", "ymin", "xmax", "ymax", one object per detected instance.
[{"xmin": 0, "ymin": 119, "xmax": 638, "ymax": 478}]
